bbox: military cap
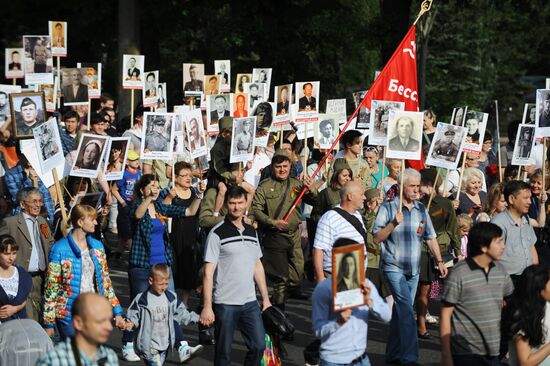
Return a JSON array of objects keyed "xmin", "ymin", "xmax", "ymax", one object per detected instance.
[
  {"xmin": 20, "ymin": 97, "xmax": 36, "ymax": 108},
  {"xmin": 444, "ymin": 127, "xmax": 456, "ymax": 136},
  {"xmin": 332, "ymin": 158, "xmax": 351, "ymax": 172},
  {"xmin": 219, "ymin": 116, "xmax": 233, "ymax": 131},
  {"xmin": 364, "ymin": 188, "xmax": 380, "ymax": 201},
  {"xmin": 273, "ymin": 148, "xmax": 290, "ymax": 160}
]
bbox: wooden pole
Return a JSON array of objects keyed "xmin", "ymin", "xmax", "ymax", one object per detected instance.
[
  {"xmin": 12, "ymin": 79, "xmax": 16, "ymax": 86},
  {"xmin": 280, "ymin": 125, "xmax": 284, "ymax": 149},
  {"xmin": 517, "ymin": 166, "xmax": 522, "ymax": 180},
  {"xmin": 426, "ymin": 168, "xmax": 440, "ymax": 211},
  {"xmin": 495, "ymin": 100, "xmax": 503, "ymax": 183},
  {"xmin": 303, "ymin": 122, "xmax": 308, "ymax": 177},
  {"xmin": 380, "ymin": 149, "xmax": 387, "ymax": 198},
  {"xmin": 456, "ymin": 154, "xmax": 468, "ymax": 196},
  {"xmin": 443, "ymin": 168, "xmax": 450, "ymax": 197},
  {"xmin": 543, "ymin": 137, "xmax": 547, "ymax": 197},
  {"xmin": 56, "ymin": 56, "xmax": 61, "ymax": 109},
  {"xmin": 398, "ymin": 160, "xmax": 405, "ymax": 213},
  {"xmin": 87, "ymin": 98, "xmax": 91, "ymax": 129},
  {"xmin": 130, "ymin": 90, "xmax": 135, "ymax": 128}
]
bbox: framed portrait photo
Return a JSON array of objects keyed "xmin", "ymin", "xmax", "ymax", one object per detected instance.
[
  {"xmin": 332, "ymin": 244, "xmax": 365, "ymax": 312},
  {"xmin": 70, "ymin": 134, "xmax": 109, "ymax": 179},
  {"xmin": 10, "ymin": 91, "xmax": 47, "ymax": 138},
  {"xmin": 5, "ymin": 48, "xmax": 25, "ymax": 79},
  {"xmin": 141, "ymin": 112, "xmax": 175, "ymax": 160}
]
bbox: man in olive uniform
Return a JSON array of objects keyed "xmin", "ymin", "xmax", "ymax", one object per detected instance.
[
  {"xmin": 208, "ymin": 116, "xmax": 233, "ymax": 187},
  {"xmin": 416, "ymin": 168, "xmax": 460, "ymax": 337},
  {"xmin": 252, "ymin": 149, "xmax": 318, "ymax": 309},
  {"xmin": 144, "ymin": 117, "xmax": 169, "ymax": 152},
  {"xmin": 431, "ymin": 127, "xmax": 459, "ymax": 162}
]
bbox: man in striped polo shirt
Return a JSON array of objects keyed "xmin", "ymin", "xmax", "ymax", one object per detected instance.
[
  {"xmin": 200, "ymin": 186, "xmax": 271, "ymax": 366},
  {"xmin": 440, "ymin": 222, "xmax": 513, "ymax": 366}
]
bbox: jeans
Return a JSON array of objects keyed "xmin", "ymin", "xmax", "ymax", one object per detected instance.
[
  {"xmin": 320, "ymin": 356, "xmax": 371, "ymax": 366},
  {"xmin": 213, "ymin": 301, "xmax": 265, "ymax": 366},
  {"xmin": 122, "ymin": 266, "xmax": 181, "ymax": 344},
  {"xmin": 383, "ymin": 271, "xmax": 420, "ymax": 363},
  {"xmin": 144, "ymin": 348, "xmax": 168, "ymax": 366}
]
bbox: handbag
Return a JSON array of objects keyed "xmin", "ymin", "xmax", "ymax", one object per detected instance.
[{"xmin": 262, "ymin": 306, "xmax": 295, "ymax": 338}]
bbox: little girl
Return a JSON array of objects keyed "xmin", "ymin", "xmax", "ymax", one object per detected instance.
[
  {"xmin": 0, "ymin": 234, "xmax": 32, "ymax": 323},
  {"xmin": 456, "ymin": 214, "xmax": 474, "ymax": 259}
]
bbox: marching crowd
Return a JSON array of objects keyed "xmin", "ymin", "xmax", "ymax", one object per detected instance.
[{"xmin": 0, "ymin": 93, "xmax": 549, "ymax": 366}]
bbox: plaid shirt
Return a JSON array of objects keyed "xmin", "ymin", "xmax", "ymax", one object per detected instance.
[
  {"xmin": 373, "ymin": 198, "xmax": 436, "ymax": 276},
  {"xmin": 59, "ymin": 129, "xmax": 76, "ymax": 156},
  {"xmin": 5, "ymin": 164, "xmax": 55, "ymax": 224},
  {"xmin": 129, "ymin": 200, "xmax": 186, "ymax": 268},
  {"xmin": 36, "ymin": 338, "xmax": 119, "ymax": 366}
]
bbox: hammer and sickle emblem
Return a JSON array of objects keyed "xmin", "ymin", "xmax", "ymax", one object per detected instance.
[{"xmin": 403, "ymin": 41, "xmax": 416, "ymax": 59}]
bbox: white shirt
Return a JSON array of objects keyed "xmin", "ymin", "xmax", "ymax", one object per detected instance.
[
  {"xmin": 0, "ymin": 268, "xmax": 19, "ymax": 298},
  {"xmin": 23, "ymin": 213, "xmax": 46, "ymax": 272},
  {"xmin": 80, "ymin": 248, "xmax": 95, "ymax": 294},
  {"xmin": 313, "ymin": 205, "xmax": 366, "ymax": 272}
]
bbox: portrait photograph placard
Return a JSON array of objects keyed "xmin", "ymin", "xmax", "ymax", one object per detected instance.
[
  {"xmin": 368, "ymin": 100, "xmax": 405, "ymax": 146},
  {"xmin": 522, "ymin": 103, "xmax": 536, "ymax": 125},
  {"xmin": 77, "ymin": 62, "xmax": 102, "ymax": 99},
  {"xmin": 295, "ymin": 81, "xmax": 320, "ymax": 122},
  {"xmin": 273, "ymin": 84, "xmax": 292, "ymax": 126},
  {"xmin": 204, "ymin": 75, "xmax": 220, "ymax": 96},
  {"xmin": 536, "ymin": 89, "xmax": 550, "ymax": 137},
  {"xmin": 103, "ymin": 137, "xmax": 130, "ymax": 181},
  {"xmin": 332, "ymin": 244, "xmax": 365, "ymax": 312},
  {"xmin": 0, "ymin": 84, "xmax": 22, "ymax": 126},
  {"xmin": 5, "ymin": 48, "xmax": 25, "ymax": 79},
  {"xmin": 156, "ymin": 82, "xmax": 167, "ymax": 112},
  {"xmin": 142, "ymin": 70, "xmax": 159, "ymax": 107},
  {"xmin": 185, "ymin": 108, "xmax": 207, "ymax": 159},
  {"xmin": 23, "ymin": 36, "xmax": 54, "ymax": 85},
  {"xmin": 233, "ymin": 93, "xmax": 249, "ymax": 118},
  {"xmin": 462, "ymin": 110, "xmax": 488, "ymax": 153},
  {"xmin": 62, "ymin": 68, "xmax": 88, "ymax": 105},
  {"xmin": 386, "ymin": 110, "xmax": 424, "ymax": 160},
  {"xmin": 451, "ymin": 106, "xmax": 468, "ymax": 126},
  {"xmin": 37, "ymin": 78, "xmax": 58, "ymax": 112},
  {"xmin": 21, "ymin": 139, "xmax": 69, "ymax": 188},
  {"xmin": 10, "ymin": 91, "xmax": 46, "ymax": 138},
  {"xmin": 183, "ymin": 63, "xmax": 204, "ymax": 95},
  {"xmin": 206, "ymin": 94, "xmax": 231, "ymax": 134},
  {"xmin": 230, "ymin": 117, "xmax": 256, "ymax": 164},
  {"xmin": 70, "ymin": 134, "xmax": 109, "ymax": 179},
  {"xmin": 295, "ymin": 120, "xmax": 316, "ymax": 141},
  {"xmin": 512, "ymin": 124, "xmax": 536, "ymax": 166},
  {"xmin": 141, "ymin": 112, "xmax": 175, "ymax": 161},
  {"xmin": 215, "ymin": 60, "xmax": 231, "ymax": 93},
  {"xmin": 253, "ymin": 102, "xmax": 274, "ymax": 148},
  {"xmin": 70, "ymin": 192, "xmax": 104, "ymax": 214},
  {"xmin": 314, "ymin": 115, "xmax": 339, "ymax": 149},
  {"xmin": 326, "ymin": 99, "xmax": 347, "ymax": 127},
  {"xmin": 243, "ymin": 82, "xmax": 266, "ymax": 109},
  {"xmin": 425, "ymin": 122, "xmax": 467, "ymax": 170},
  {"xmin": 48, "ymin": 21, "xmax": 67, "ymax": 57},
  {"xmin": 122, "ymin": 54, "xmax": 145, "ymax": 89},
  {"xmin": 235, "ymin": 73, "xmax": 252, "ymax": 93},
  {"xmin": 252, "ymin": 68, "xmax": 272, "ymax": 99},
  {"xmin": 354, "ymin": 91, "xmax": 370, "ymax": 129},
  {"xmin": 32, "ymin": 118, "xmax": 64, "ymax": 173}
]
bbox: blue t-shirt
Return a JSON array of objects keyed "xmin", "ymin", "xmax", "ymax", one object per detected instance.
[
  {"xmin": 149, "ymin": 218, "xmax": 167, "ymax": 266},
  {"xmin": 116, "ymin": 168, "xmax": 141, "ymax": 203}
]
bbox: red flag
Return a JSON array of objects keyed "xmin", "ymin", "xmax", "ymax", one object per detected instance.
[{"xmin": 360, "ymin": 25, "xmax": 424, "ymax": 170}]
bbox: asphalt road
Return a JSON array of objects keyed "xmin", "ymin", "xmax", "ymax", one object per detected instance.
[{"xmin": 102, "ymin": 233, "xmax": 442, "ymax": 366}]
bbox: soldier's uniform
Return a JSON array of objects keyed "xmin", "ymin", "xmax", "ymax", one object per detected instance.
[
  {"xmin": 198, "ymin": 187, "xmax": 227, "ymax": 231},
  {"xmin": 432, "ymin": 128, "xmax": 459, "ymax": 162},
  {"xmin": 252, "ymin": 150, "xmax": 318, "ymax": 307},
  {"xmin": 207, "ymin": 117, "xmax": 233, "ymax": 188}
]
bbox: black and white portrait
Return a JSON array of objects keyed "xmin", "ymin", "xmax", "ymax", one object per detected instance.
[
  {"xmin": 296, "ymin": 81, "xmax": 319, "ymax": 114},
  {"xmin": 368, "ymin": 100, "xmax": 404, "ymax": 146},
  {"xmin": 77, "ymin": 62, "xmax": 102, "ymax": 99},
  {"xmin": 522, "ymin": 103, "xmax": 536, "ymax": 125},
  {"xmin": 451, "ymin": 107, "xmax": 467, "ymax": 126},
  {"xmin": 354, "ymin": 91, "xmax": 369, "ymax": 129},
  {"xmin": 243, "ymin": 82, "xmax": 265, "ymax": 109},
  {"xmin": 315, "ymin": 118, "xmax": 338, "ymax": 149},
  {"xmin": 122, "ymin": 54, "xmax": 145, "ymax": 89},
  {"xmin": 33, "ymin": 118, "xmax": 63, "ymax": 172},
  {"xmin": 0, "ymin": 85, "xmax": 21, "ymax": 125},
  {"xmin": 142, "ymin": 70, "xmax": 159, "ymax": 107},
  {"xmin": 386, "ymin": 110, "xmax": 424, "ymax": 160},
  {"xmin": 230, "ymin": 117, "xmax": 256, "ymax": 163},
  {"xmin": 23, "ymin": 36, "xmax": 53, "ymax": 85},
  {"xmin": 252, "ymin": 68, "xmax": 272, "ymax": 99},
  {"xmin": 274, "ymin": 84, "xmax": 292, "ymax": 117},
  {"xmin": 10, "ymin": 92, "xmax": 46, "ymax": 138},
  {"xmin": 253, "ymin": 102, "xmax": 274, "ymax": 147},
  {"xmin": 463, "ymin": 110, "xmax": 487, "ymax": 152},
  {"xmin": 156, "ymin": 82, "xmax": 167, "ymax": 112},
  {"xmin": 512, "ymin": 124, "xmax": 536, "ymax": 166},
  {"xmin": 183, "ymin": 63, "xmax": 204, "ymax": 95},
  {"xmin": 332, "ymin": 244, "xmax": 365, "ymax": 311},
  {"xmin": 235, "ymin": 73, "xmax": 252, "ymax": 93},
  {"xmin": 207, "ymin": 94, "xmax": 231, "ymax": 132},
  {"xmin": 141, "ymin": 112, "xmax": 174, "ymax": 160},
  {"xmin": 62, "ymin": 68, "xmax": 88, "ymax": 105},
  {"xmin": 536, "ymin": 89, "xmax": 550, "ymax": 135},
  {"xmin": 215, "ymin": 60, "xmax": 231, "ymax": 92},
  {"xmin": 426, "ymin": 122, "xmax": 467, "ymax": 170},
  {"xmin": 71, "ymin": 134, "xmax": 109, "ymax": 178},
  {"xmin": 5, "ymin": 48, "xmax": 25, "ymax": 79},
  {"xmin": 186, "ymin": 108, "xmax": 207, "ymax": 159}
]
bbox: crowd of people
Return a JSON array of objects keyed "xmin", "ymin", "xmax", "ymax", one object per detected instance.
[{"xmin": 0, "ymin": 89, "xmax": 549, "ymax": 366}]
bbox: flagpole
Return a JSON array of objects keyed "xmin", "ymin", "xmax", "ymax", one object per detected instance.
[
  {"xmin": 495, "ymin": 100, "xmax": 503, "ymax": 182},
  {"xmin": 283, "ymin": 1, "xmax": 433, "ymax": 222}
]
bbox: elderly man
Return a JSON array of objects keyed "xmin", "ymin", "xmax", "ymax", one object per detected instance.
[
  {"xmin": 0, "ymin": 187, "xmax": 54, "ymax": 322},
  {"xmin": 313, "ymin": 181, "xmax": 367, "ymax": 282},
  {"xmin": 373, "ymin": 168, "xmax": 447, "ymax": 365},
  {"xmin": 388, "ymin": 116, "xmax": 420, "ymax": 152},
  {"xmin": 210, "ymin": 95, "xmax": 229, "ymax": 125},
  {"xmin": 298, "ymin": 82, "xmax": 316, "ymax": 111},
  {"xmin": 63, "ymin": 69, "xmax": 88, "ymax": 103},
  {"xmin": 36, "ymin": 293, "xmax": 119, "ymax": 365}
]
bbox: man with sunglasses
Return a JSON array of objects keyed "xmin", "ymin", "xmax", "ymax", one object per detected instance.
[{"xmin": 0, "ymin": 187, "xmax": 54, "ymax": 322}]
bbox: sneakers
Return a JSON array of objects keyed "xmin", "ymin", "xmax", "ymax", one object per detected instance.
[
  {"xmin": 426, "ymin": 312, "xmax": 439, "ymax": 324},
  {"xmin": 178, "ymin": 341, "xmax": 204, "ymax": 363},
  {"xmin": 122, "ymin": 343, "xmax": 141, "ymax": 362}
]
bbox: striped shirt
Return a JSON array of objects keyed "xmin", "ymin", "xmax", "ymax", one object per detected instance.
[
  {"xmin": 442, "ymin": 258, "xmax": 514, "ymax": 356},
  {"xmin": 313, "ymin": 205, "xmax": 366, "ymax": 273},
  {"xmin": 204, "ymin": 217, "xmax": 262, "ymax": 305},
  {"xmin": 373, "ymin": 198, "xmax": 436, "ymax": 276}
]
